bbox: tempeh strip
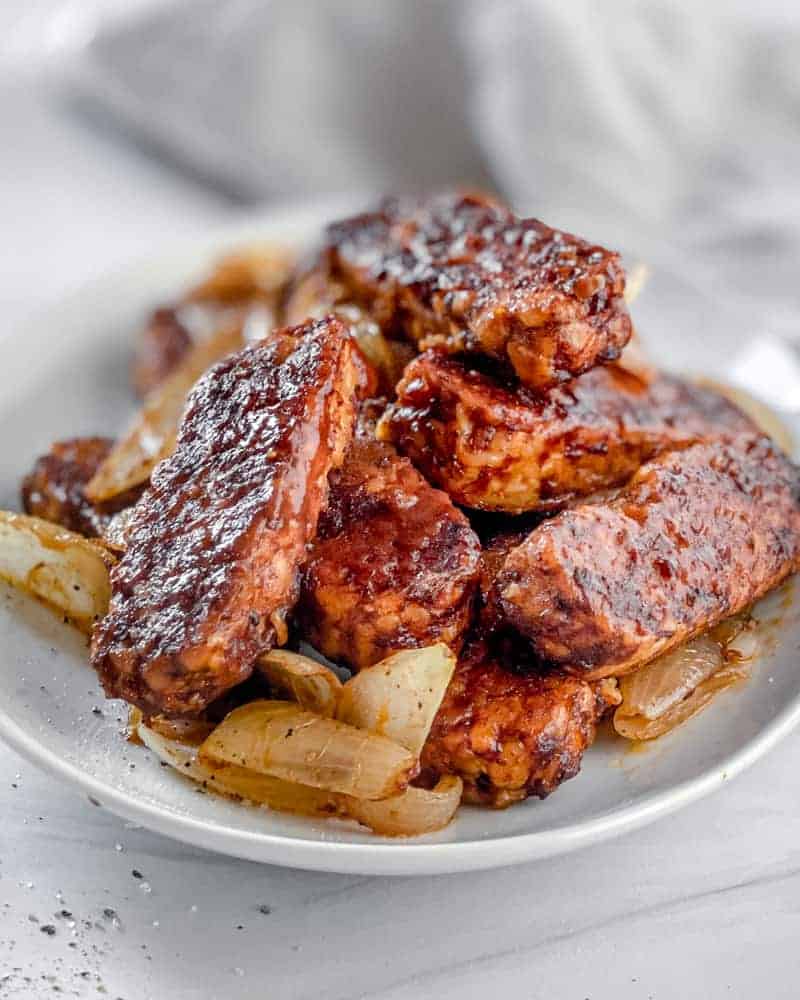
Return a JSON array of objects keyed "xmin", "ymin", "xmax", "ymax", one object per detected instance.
[
  {"xmin": 492, "ymin": 437, "xmax": 800, "ymax": 677},
  {"xmin": 92, "ymin": 317, "xmax": 361, "ymax": 716}
]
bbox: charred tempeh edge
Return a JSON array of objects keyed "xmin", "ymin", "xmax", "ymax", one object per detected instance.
[
  {"xmin": 324, "ymin": 191, "xmax": 632, "ymax": 390},
  {"xmin": 92, "ymin": 317, "xmax": 362, "ymax": 717},
  {"xmin": 491, "ymin": 436, "xmax": 800, "ymax": 678},
  {"xmin": 21, "ymin": 437, "xmax": 142, "ymax": 538},
  {"xmin": 297, "ymin": 416, "xmax": 481, "ymax": 670},
  {"xmin": 378, "ymin": 353, "xmax": 757, "ymax": 513},
  {"xmin": 421, "ymin": 641, "xmax": 619, "ymax": 807}
]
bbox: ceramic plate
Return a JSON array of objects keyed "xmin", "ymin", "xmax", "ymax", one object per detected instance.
[{"xmin": 1, "ymin": 199, "xmax": 799, "ymax": 876}]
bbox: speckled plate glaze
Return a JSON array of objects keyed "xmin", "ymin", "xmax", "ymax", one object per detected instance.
[{"xmin": 1, "ymin": 199, "xmax": 800, "ymax": 876}]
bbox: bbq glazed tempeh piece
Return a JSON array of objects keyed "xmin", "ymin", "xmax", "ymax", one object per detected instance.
[
  {"xmin": 420, "ymin": 641, "xmax": 619, "ymax": 807},
  {"xmin": 296, "ymin": 422, "xmax": 481, "ymax": 670},
  {"xmin": 491, "ymin": 436, "xmax": 800, "ymax": 679},
  {"xmin": 92, "ymin": 317, "xmax": 362, "ymax": 717},
  {"xmin": 324, "ymin": 191, "xmax": 633, "ymax": 390},
  {"xmin": 478, "ymin": 530, "xmax": 530, "ymax": 605},
  {"xmin": 21, "ymin": 437, "xmax": 142, "ymax": 538},
  {"xmin": 378, "ymin": 353, "xmax": 757, "ymax": 513}
]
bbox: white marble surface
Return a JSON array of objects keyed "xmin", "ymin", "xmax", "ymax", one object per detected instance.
[{"xmin": 2, "ymin": 42, "xmax": 800, "ymax": 1000}]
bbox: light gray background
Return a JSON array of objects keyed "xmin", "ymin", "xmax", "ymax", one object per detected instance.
[{"xmin": 2, "ymin": 3, "xmax": 800, "ymax": 997}]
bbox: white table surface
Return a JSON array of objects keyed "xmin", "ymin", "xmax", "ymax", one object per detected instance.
[{"xmin": 2, "ymin": 57, "xmax": 800, "ymax": 1000}]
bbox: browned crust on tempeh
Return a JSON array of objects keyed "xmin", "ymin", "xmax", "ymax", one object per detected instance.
[
  {"xmin": 92, "ymin": 317, "xmax": 361, "ymax": 717},
  {"xmin": 297, "ymin": 420, "xmax": 481, "ymax": 670},
  {"xmin": 379, "ymin": 353, "xmax": 757, "ymax": 513},
  {"xmin": 492, "ymin": 437, "xmax": 800, "ymax": 677},
  {"xmin": 324, "ymin": 190, "xmax": 632, "ymax": 390}
]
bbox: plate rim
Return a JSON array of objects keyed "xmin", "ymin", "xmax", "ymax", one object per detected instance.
[
  {"xmin": 2, "ymin": 689, "xmax": 798, "ymax": 875},
  {"xmin": 1, "ymin": 197, "xmax": 799, "ymax": 876}
]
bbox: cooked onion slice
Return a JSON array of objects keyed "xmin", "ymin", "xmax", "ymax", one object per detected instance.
[
  {"xmin": 346, "ymin": 777, "xmax": 463, "ymax": 837},
  {"xmin": 337, "ymin": 644, "xmax": 456, "ymax": 757},
  {"xmin": 187, "ymin": 245, "xmax": 294, "ymax": 305},
  {"xmin": 85, "ymin": 323, "xmax": 243, "ymax": 503},
  {"xmin": 144, "ymin": 714, "xmax": 216, "ymax": 747},
  {"xmin": 614, "ymin": 635, "xmax": 749, "ymax": 740},
  {"xmin": 333, "ymin": 303, "xmax": 415, "ymax": 388},
  {"xmin": 138, "ymin": 721, "xmax": 343, "ymax": 818},
  {"xmin": 620, "ymin": 636, "xmax": 723, "ymax": 722},
  {"xmin": 0, "ymin": 512, "xmax": 113, "ymax": 631},
  {"xmin": 198, "ymin": 700, "xmax": 417, "ymax": 800},
  {"xmin": 140, "ymin": 719, "xmax": 457, "ymax": 835},
  {"xmin": 256, "ymin": 649, "xmax": 342, "ymax": 717}
]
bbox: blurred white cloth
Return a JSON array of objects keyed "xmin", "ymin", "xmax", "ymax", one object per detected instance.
[
  {"xmin": 53, "ymin": 0, "xmax": 800, "ymax": 382},
  {"xmin": 468, "ymin": 2, "xmax": 800, "ymax": 338},
  {"xmin": 58, "ymin": 0, "xmax": 487, "ymax": 198}
]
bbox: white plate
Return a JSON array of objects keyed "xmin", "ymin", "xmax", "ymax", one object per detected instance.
[{"xmin": 1, "ymin": 199, "xmax": 800, "ymax": 877}]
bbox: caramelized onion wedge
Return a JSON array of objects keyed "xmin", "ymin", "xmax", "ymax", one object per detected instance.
[
  {"xmin": 337, "ymin": 644, "xmax": 456, "ymax": 757},
  {"xmin": 333, "ymin": 303, "xmax": 415, "ymax": 389},
  {"xmin": 144, "ymin": 714, "xmax": 216, "ymax": 747},
  {"xmin": 619, "ymin": 636, "xmax": 723, "ymax": 723},
  {"xmin": 256, "ymin": 649, "xmax": 342, "ymax": 716},
  {"xmin": 0, "ymin": 512, "xmax": 113, "ymax": 631},
  {"xmin": 138, "ymin": 722, "xmax": 343, "ymax": 818},
  {"xmin": 140, "ymin": 720, "xmax": 457, "ymax": 836},
  {"xmin": 346, "ymin": 777, "xmax": 463, "ymax": 837},
  {"xmin": 615, "ymin": 663, "xmax": 749, "ymax": 740},
  {"xmin": 85, "ymin": 323, "xmax": 243, "ymax": 503},
  {"xmin": 187, "ymin": 245, "xmax": 294, "ymax": 305},
  {"xmin": 199, "ymin": 700, "xmax": 417, "ymax": 800},
  {"xmin": 614, "ymin": 635, "xmax": 749, "ymax": 740}
]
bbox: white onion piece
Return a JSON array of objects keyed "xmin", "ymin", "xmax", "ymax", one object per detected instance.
[
  {"xmin": 707, "ymin": 613, "xmax": 748, "ymax": 647},
  {"xmin": 619, "ymin": 636, "xmax": 723, "ymax": 723},
  {"xmin": 337, "ymin": 644, "xmax": 456, "ymax": 756},
  {"xmin": 724, "ymin": 626, "xmax": 759, "ymax": 663},
  {"xmin": 615, "ymin": 662, "xmax": 749, "ymax": 741},
  {"xmin": 199, "ymin": 700, "xmax": 417, "ymax": 800},
  {"xmin": 138, "ymin": 721, "xmax": 343, "ymax": 818},
  {"xmin": 0, "ymin": 511, "xmax": 113, "ymax": 631},
  {"xmin": 144, "ymin": 714, "xmax": 216, "ymax": 747},
  {"xmin": 187, "ymin": 245, "xmax": 294, "ymax": 304},
  {"xmin": 283, "ymin": 272, "xmax": 413, "ymax": 388},
  {"xmin": 346, "ymin": 777, "xmax": 463, "ymax": 837},
  {"xmin": 85, "ymin": 323, "xmax": 243, "ymax": 503},
  {"xmin": 614, "ymin": 634, "xmax": 751, "ymax": 740},
  {"xmin": 334, "ymin": 303, "xmax": 414, "ymax": 388},
  {"xmin": 140, "ymin": 720, "xmax": 458, "ymax": 836},
  {"xmin": 257, "ymin": 649, "xmax": 342, "ymax": 716}
]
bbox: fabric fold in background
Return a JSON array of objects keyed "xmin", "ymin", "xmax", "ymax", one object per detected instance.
[
  {"xmin": 463, "ymin": 1, "xmax": 800, "ymax": 358},
  {"xmin": 56, "ymin": 0, "xmax": 800, "ymax": 396},
  {"xmin": 59, "ymin": 0, "xmax": 488, "ymax": 201}
]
